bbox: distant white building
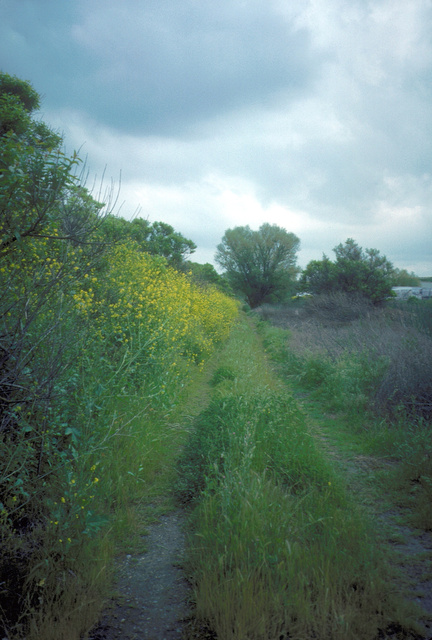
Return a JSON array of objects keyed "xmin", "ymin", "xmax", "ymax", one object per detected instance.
[{"xmin": 392, "ymin": 286, "xmax": 432, "ymax": 300}]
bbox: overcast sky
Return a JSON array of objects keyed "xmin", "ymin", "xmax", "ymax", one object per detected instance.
[{"xmin": 1, "ymin": 0, "xmax": 431, "ymax": 274}]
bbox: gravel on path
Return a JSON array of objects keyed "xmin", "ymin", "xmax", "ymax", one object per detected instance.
[{"xmin": 88, "ymin": 510, "xmax": 191, "ymax": 640}]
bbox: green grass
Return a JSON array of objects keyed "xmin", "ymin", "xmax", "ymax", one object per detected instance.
[
  {"xmin": 0, "ymin": 330, "xmax": 222, "ymax": 640},
  {"xmin": 258, "ymin": 308, "xmax": 432, "ymax": 532},
  {"xmin": 8, "ymin": 301, "xmax": 429, "ymax": 639},
  {"xmin": 177, "ymin": 316, "xmax": 414, "ymax": 640}
]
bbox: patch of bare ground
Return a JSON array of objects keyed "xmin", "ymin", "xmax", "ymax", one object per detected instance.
[{"xmin": 87, "ymin": 510, "xmax": 190, "ymax": 640}]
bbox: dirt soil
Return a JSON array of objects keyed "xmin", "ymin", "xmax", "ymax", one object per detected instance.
[{"xmin": 87, "ymin": 510, "xmax": 191, "ymax": 640}]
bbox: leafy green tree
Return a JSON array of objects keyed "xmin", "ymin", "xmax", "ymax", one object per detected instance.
[
  {"xmin": 215, "ymin": 223, "xmax": 300, "ymax": 307},
  {"xmin": 0, "ymin": 75, "xmax": 112, "ymax": 626},
  {"xmin": 0, "ymin": 71, "xmax": 61, "ymax": 148},
  {"xmin": 187, "ymin": 261, "xmax": 233, "ymax": 294},
  {"xmin": 100, "ymin": 215, "xmax": 151, "ymax": 246},
  {"xmin": 148, "ymin": 221, "xmax": 196, "ymax": 269},
  {"xmin": 0, "ymin": 72, "xmax": 39, "ymax": 135},
  {"xmin": 298, "ymin": 256, "xmax": 336, "ymax": 295},
  {"xmin": 299, "ymin": 238, "xmax": 394, "ymax": 303},
  {"xmin": 0, "ymin": 72, "xmax": 101, "ymax": 259},
  {"xmin": 99, "ymin": 214, "xmax": 196, "ymax": 269},
  {"xmin": 391, "ymin": 268, "xmax": 421, "ymax": 287}
]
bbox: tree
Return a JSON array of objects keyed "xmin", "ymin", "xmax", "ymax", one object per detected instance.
[
  {"xmin": 298, "ymin": 255, "xmax": 336, "ymax": 295},
  {"xmin": 0, "ymin": 74, "xmax": 115, "ymax": 631},
  {"xmin": 0, "ymin": 72, "xmax": 105, "ymax": 259},
  {"xmin": 299, "ymin": 238, "xmax": 394, "ymax": 304},
  {"xmin": 187, "ymin": 261, "xmax": 233, "ymax": 294},
  {"xmin": 147, "ymin": 221, "xmax": 196, "ymax": 269},
  {"xmin": 391, "ymin": 268, "xmax": 421, "ymax": 287},
  {"xmin": 98, "ymin": 215, "xmax": 196, "ymax": 269},
  {"xmin": 215, "ymin": 223, "xmax": 300, "ymax": 308},
  {"xmin": 0, "ymin": 72, "xmax": 39, "ymax": 136}
]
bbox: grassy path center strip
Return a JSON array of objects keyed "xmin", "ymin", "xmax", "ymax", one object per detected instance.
[{"xmin": 178, "ymin": 315, "xmax": 418, "ymax": 640}]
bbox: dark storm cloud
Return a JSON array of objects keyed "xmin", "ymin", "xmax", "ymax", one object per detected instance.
[
  {"xmin": 0, "ymin": 0, "xmax": 315, "ymax": 135},
  {"xmin": 1, "ymin": 0, "xmax": 431, "ymax": 275},
  {"xmin": 0, "ymin": 1, "xmax": 92, "ymax": 102}
]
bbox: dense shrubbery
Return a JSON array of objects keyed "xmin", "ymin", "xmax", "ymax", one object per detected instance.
[
  {"xmin": 299, "ymin": 238, "xmax": 395, "ymax": 304},
  {"xmin": 256, "ymin": 293, "xmax": 432, "ymax": 420},
  {"xmin": 0, "ymin": 74, "xmax": 238, "ymax": 638}
]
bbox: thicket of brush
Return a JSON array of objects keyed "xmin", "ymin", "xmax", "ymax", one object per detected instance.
[
  {"xmin": 0, "ymin": 74, "xmax": 238, "ymax": 638},
  {"xmin": 256, "ymin": 293, "xmax": 432, "ymax": 419}
]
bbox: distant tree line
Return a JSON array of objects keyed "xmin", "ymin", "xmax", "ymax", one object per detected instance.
[{"xmin": 215, "ymin": 227, "xmax": 422, "ymax": 307}]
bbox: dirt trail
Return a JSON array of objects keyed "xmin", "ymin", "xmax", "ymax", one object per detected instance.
[
  {"xmin": 88, "ymin": 510, "xmax": 191, "ymax": 640},
  {"xmin": 86, "ymin": 321, "xmax": 432, "ymax": 640},
  {"xmin": 88, "ymin": 366, "xmax": 216, "ymax": 640}
]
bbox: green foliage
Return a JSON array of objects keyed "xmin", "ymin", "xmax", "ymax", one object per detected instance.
[
  {"xmin": 0, "ymin": 73, "xmax": 40, "ymax": 136},
  {"xmin": 299, "ymin": 255, "xmax": 336, "ymax": 295},
  {"xmin": 0, "ymin": 73, "xmax": 40, "ymax": 112},
  {"xmin": 0, "ymin": 73, "xmax": 238, "ymax": 638},
  {"xmin": 0, "ymin": 72, "xmax": 61, "ymax": 148},
  {"xmin": 187, "ymin": 261, "xmax": 232, "ymax": 294},
  {"xmin": 179, "ymin": 318, "xmax": 399, "ymax": 640},
  {"xmin": 299, "ymin": 238, "xmax": 394, "ymax": 304},
  {"xmin": 149, "ymin": 220, "xmax": 196, "ymax": 268},
  {"xmin": 0, "ymin": 83, "xmax": 111, "ymax": 633},
  {"xmin": 0, "ymin": 106, "xmax": 87, "ymax": 258},
  {"xmin": 98, "ymin": 214, "xmax": 196, "ymax": 269},
  {"xmin": 215, "ymin": 223, "xmax": 300, "ymax": 308},
  {"xmin": 258, "ymin": 302, "xmax": 432, "ymax": 540},
  {"xmin": 210, "ymin": 365, "xmax": 236, "ymax": 386},
  {"xmin": 391, "ymin": 268, "xmax": 421, "ymax": 287},
  {"xmin": 0, "ymin": 93, "xmax": 32, "ymax": 136},
  {"xmin": 178, "ymin": 389, "xmax": 315, "ymax": 504}
]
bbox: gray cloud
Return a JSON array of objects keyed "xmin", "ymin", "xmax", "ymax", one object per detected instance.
[
  {"xmin": 1, "ymin": 0, "xmax": 431, "ymax": 275},
  {"xmin": 0, "ymin": 0, "xmax": 316, "ymax": 135}
]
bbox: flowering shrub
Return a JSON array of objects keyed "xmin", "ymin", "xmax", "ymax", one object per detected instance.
[
  {"xmin": 0, "ymin": 73, "xmax": 238, "ymax": 637},
  {"xmin": 74, "ymin": 243, "xmax": 238, "ymax": 397},
  {"xmin": 1, "ymin": 219, "xmax": 237, "ymax": 637}
]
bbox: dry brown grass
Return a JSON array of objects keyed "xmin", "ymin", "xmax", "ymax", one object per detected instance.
[{"xmin": 254, "ymin": 293, "xmax": 432, "ymax": 419}]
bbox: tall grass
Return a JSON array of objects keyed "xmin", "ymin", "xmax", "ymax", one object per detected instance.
[
  {"xmin": 258, "ymin": 293, "xmax": 432, "ymax": 420},
  {"xmin": 178, "ymin": 318, "xmax": 406, "ymax": 640},
  {"xmin": 255, "ymin": 294, "xmax": 432, "ymax": 532}
]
